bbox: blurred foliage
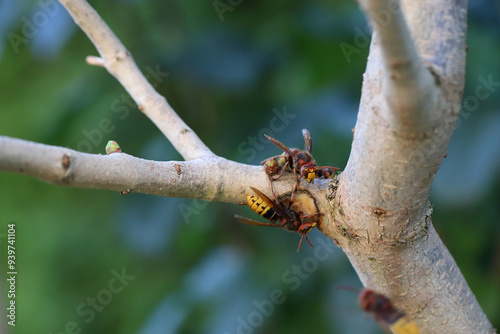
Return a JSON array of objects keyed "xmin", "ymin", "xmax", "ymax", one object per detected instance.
[{"xmin": 1, "ymin": 0, "xmax": 499, "ymax": 333}]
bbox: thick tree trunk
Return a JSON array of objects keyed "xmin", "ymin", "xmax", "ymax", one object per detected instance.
[{"xmin": 318, "ymin": 0, "xmax": 495, "ymax": 332}]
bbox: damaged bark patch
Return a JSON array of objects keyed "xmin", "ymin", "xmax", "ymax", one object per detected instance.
[
  {"xmin": 174, "ymin": 164, "xmax": 182, "ymax": 176},
  {"xmin": 372, "ymin": 207, "xmax": 387, "ymax": 217}
]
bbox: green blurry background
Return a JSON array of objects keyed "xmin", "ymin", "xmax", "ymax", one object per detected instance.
[{"xmin": 1, "ymin": 0, "xmax": 499, "ymax": 333}]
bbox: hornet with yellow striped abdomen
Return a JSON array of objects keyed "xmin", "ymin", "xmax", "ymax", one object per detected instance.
[
  {"xmin": 359, "ymin": 289, "xmax": 420, "ymax": 334},
  {"xmin": 263, "ymin": 129, "xmax": 339, "ymax": 198},
  {"xmin": 235, "ymin": 187, "xmax": 321, "ymax": 252}
]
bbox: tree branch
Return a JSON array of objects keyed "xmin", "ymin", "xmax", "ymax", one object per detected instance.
[
  {"xmin": 358, "ymin": 0, "xmax": 438, "ymax": 133},
  {"xmin": 58, "ymin": 0, "xmax": 214, "ymax": 161},
  {"xmin": 0, "ymin": 136, "xmax": 268, "ymax": 204},
  {"xmin": 320, "ymin": 1, "xmax": 494, "ymax": 332},
  {"xmin": 347, "ymin": 0, "xmax": 467, "ymax": 234},
  {"xmin": 0, "ymin": 0, "xmax": 310, "ymax": 208}
]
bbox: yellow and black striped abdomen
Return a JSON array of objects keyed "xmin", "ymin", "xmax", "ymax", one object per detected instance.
[
  {"xmin": 389, "ymin": 317, "xmax": 420, "ymax": 334},
  {"xmin": 246, "ymin": 195, "xmax": 277, "ymax": 221}
]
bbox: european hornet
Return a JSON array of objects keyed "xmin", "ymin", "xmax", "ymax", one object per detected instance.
[
  {"xmin": 263, "ymin": 129, "xmax": 339, "ymax": 196},
  {"xmin": 235, "ymin": 187, "xmax": 321, "ymax": 252},
  {"xmin": 261, "ymin": 154, "xmax": 292, "ymax": 182},
  {"xmin": 260, "ymin": 153, "xmax": 292, "ymax": 201},
  {"xmin": 359, "ymin": 289, "xmax": 420, "ymax": 334}
]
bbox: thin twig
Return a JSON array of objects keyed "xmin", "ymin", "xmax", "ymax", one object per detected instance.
[
  {"xmin": 86, "ymin": 55, "xmax": 105, "ymax": 67},
  {"xmin": 59, "ymin": 0, "xmax": 215, "ymax": 160}
]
